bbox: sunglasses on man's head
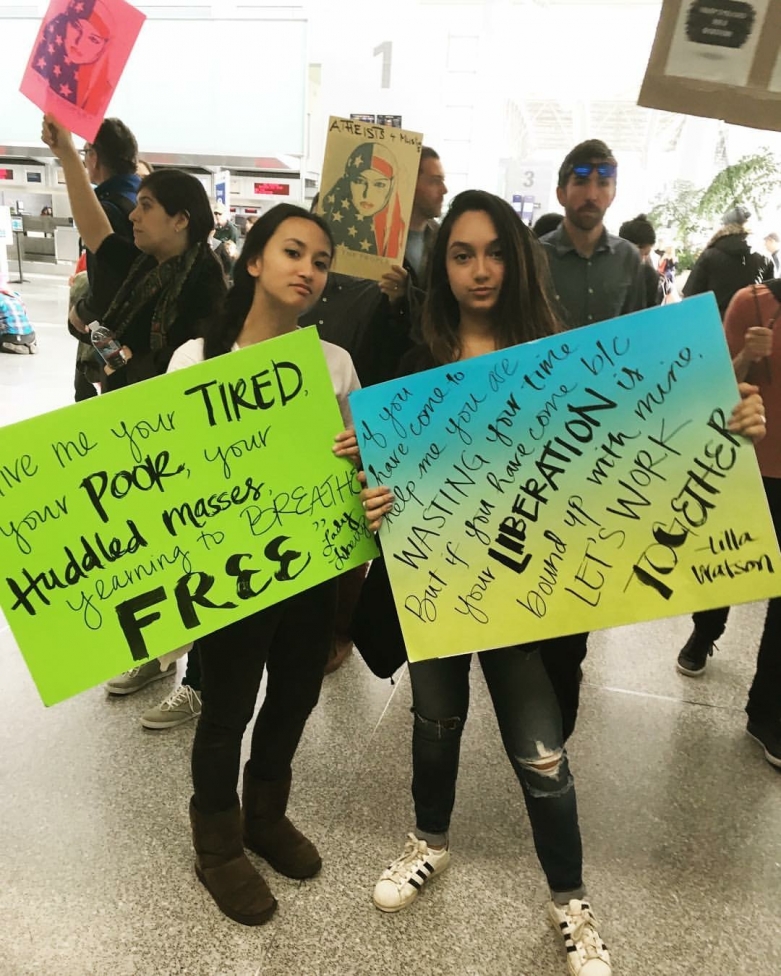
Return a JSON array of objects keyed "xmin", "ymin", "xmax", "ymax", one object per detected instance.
[{"xmin": 571, "ymin": 163, "xmax": 617, "ymax": 179}]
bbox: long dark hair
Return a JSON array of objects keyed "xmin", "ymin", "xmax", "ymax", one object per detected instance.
[
  {"xmin": 139, "ymin": 170, "xmax": 214, "ymax": 248},
  {"xmin": 203, "ymin": 204, "xmax": 334, "ymax": 360},
  {"xmin": 422, "ymin": 189, "xmax": 562, "ymax": 365}
]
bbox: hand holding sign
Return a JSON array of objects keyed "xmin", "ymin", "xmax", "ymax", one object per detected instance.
[
  {"xmin": 358, "ymin": 471, "xmax": 395, "ymax": 533},
  {"xmin": 41, "ymin": 113, "xmax": 79, "ymax": 160},
  {"xmin": 731, "ymin": 382, "xmax": 767, "ymax": 439},
  {"xmin": 20, "ymin": 0, "xmax": 146, "ymax": 142},
  {"xmin": 379, "ymin": 265, "xmax": 410, "ymax": 306},
  {"xmin": 332, "ymin": 427, "xmax": 361, "ymax": 463}
]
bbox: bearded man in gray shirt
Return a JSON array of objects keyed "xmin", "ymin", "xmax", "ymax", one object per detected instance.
[
  {"xmin": 541, "ymin": 139, "xmax": 646, "ymax": 329},
  {"xmin": 537, "ymin": 139, "xmax": 647, "ymax": 699}
]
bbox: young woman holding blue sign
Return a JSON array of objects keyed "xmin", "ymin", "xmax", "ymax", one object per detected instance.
[
  {"xmin": 360, "ymin": 190, "xmax": 766, "ymax": 976},
  {"xmin": 165, "ymin": 205, "xmax": 361, "ymax": 927}
]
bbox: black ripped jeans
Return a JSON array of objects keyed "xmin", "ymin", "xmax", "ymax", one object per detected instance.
[
  {"xmin": 692, "ymin": 476, "xmax": 781, "ymax": 726},
  {"xmin": 409, "ymin": 645, "xmax": 584, "ymax": 900},
  {"xmin": 191, "ymin": 579, "xmax": 337, "ymax": 814}
]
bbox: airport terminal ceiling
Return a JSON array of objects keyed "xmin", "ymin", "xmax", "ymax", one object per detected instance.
[
  {"xmin": 304, "ymin": 0, "xmax": 781, "ymax": 215},
  {"xmin": 2, "ymin": 0, "xmax": 781, "ymax": 213}
]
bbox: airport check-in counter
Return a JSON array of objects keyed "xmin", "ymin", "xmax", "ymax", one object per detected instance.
[
  {"xmin": 10, "ymin": 215, "xmax": 80, "ymax": 266},
  {"xmin": 1, "ymin": 158, "xmax": 79, "ymax": 271}
]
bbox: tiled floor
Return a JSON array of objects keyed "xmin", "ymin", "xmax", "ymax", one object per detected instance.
[{"xmin": 1, "ymin": 277, "xmax": 780, "ymax": 976}]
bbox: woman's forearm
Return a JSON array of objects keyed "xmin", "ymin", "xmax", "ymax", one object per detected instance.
[
  {"xmin": 42, "ymin": 116, "xmax": 114, "ymax": 251},
  {"xmin": 732, "ymin": 348, "xmax": 751, "ymax": 382}
]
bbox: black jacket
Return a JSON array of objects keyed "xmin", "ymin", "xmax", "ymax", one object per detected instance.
[
  {"xmin": 301, "ymin": 272, "xmax": 417, "ymax": 388},
  {"xmin": 684, "ymin": 226, "xmax": 774, "ymax": 318},
  {"xmin": 74, "ymin": 173, "xmax": 141, "ymax": 327},
  {"xmin": 405, "ymin": 219, "xmax": 439, "ymax": 289},
  {"xmin": 642, "ymin": 262, "xmax": 665, "ymax": 307},
  {"xmin": 303, "ymin": 223, "xmax": 438, "ymax": 388}
]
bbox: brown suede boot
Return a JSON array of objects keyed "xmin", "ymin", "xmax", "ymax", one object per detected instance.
[
  {"xmin": 241, "ymin": 765, "xmax": 322, "ymax": 879},
  {"xmin": 324, "ymin": 637, "xmax": 352, "ymax": 675},
  {"xmin": 189, "ymin": 799, "xmax": 277, "ymax": 926}
]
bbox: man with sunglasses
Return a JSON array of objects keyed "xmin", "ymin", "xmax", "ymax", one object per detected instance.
[
  {"xmin": 541, "ymin": 139, "xmax": 646, "ymax": 330},
  {"xmin": 539, "ymin": 140, "xmax": 647, "ymax": 709}
]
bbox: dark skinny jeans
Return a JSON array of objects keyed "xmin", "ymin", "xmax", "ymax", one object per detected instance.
[
  {"xmin": 692, "ymin": 476, "xmax": 781, "ymax": 726},
  {"xmin": 192, "ymin": 579, "xmax": 337, "ymax": 814},
  {"xmin": 182, "ymin": 643, "xmax": 201, "ymax": 690},
  {"xmin": 409, "ymin": 645, "xmax": 584, "ymax": 900}
]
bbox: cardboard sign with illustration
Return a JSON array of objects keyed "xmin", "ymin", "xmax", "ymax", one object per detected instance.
[
  {"xmin": 19, "ymin": 0, "xmax": 146, "ymax": 142},
  {"xmin": 316, "ymin": 116, "xmax": 423, "ymax": 282},
  {"xmin": 639, "ymin": 0, "xmax": 781, "ymax": 132}
]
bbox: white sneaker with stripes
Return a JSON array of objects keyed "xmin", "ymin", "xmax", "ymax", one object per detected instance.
[
  {"xmin": 372, "ymin": 833, "xmax": 451, "ymax": 912},
  {"xmin": 549, "ymin": 898, "xmax": 611, "ymax": 975}
]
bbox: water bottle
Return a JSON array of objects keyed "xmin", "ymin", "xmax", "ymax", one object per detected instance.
[{"xmin": 89, "ymin": 323, "xmax": 126, "ymax": 371}]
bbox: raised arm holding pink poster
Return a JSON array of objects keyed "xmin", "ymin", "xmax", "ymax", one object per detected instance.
[{"xmin": 19, "ymin": 0, "xmax": 146, "ymax": 142}]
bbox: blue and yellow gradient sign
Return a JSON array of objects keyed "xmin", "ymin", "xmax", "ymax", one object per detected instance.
[{"xmin": 350, "ymin": 295, "xmax": 781, "ymax": 662}]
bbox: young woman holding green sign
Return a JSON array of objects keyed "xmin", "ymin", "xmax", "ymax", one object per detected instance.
[
  {"xmin": 359, "ymin": 190, "xmax": 767, "ymax": 976},
  {"xmin": 165, "ymin": 205, "xmax": 361, "ymax": 927}
]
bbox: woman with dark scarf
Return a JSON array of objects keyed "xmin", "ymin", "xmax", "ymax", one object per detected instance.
[
  {"xmin": 42, "ymin": 114, "xmax": 226, "ymax": 721},
  {"xmin": 42, "ymin": 114, "xmax": 227, "ymax": 391}
]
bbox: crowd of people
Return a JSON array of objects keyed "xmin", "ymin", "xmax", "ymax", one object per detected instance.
[{"xmin": 21, "ymin": 113, "xmax": 779, "ymax": 976}]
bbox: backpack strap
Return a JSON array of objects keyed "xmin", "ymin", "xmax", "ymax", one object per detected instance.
[
  {"xmin": 103, "ymin": 192, "xmax": 136, "ymax": 221},
  {"xmin": 752, "ymin": 282, "xmax": 781, "ymax": 330}
]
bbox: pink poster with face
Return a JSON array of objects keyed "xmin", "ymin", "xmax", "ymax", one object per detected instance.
[{"xmin": 19, "ymin": 0, "xmax": 146, "ymax": 142}]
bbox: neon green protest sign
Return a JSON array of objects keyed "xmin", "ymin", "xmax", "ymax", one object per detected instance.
[{"xmin": 0, "ymin": 328, "xmax": 377, "ymax": 705}]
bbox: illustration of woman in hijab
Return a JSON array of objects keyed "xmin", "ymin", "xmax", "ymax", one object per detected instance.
[
  {"xmin": 31, "ymin": 0, "xmax": 114, "ymax": 114},
  {"xmin": 321, "ymin": 142, "xmax": 406, "ymax": 259}
]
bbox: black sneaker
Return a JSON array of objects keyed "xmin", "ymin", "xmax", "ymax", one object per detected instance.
[
  {"xmin": 675, "ymin": 630, "xmax": 715, "ymax": 677},
  {"xmin": 746, "ymin": 720, "xmax": 781, "ymax": 769}
]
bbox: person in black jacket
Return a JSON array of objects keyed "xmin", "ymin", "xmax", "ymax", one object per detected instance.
[
  {"xmin": 618, "ymin": 213, "xmax": 665, "ymax": 308},
  {"xmin": 684, "ymin": 205, "xmax": 774, "ymax": 318},
  {"xmin": 302, "ymin": 158, "xmax": 444, "ymax": 673},
  {"xmin": 69, "ymin": 117, "xmax": 140, "ymax": 401}
]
